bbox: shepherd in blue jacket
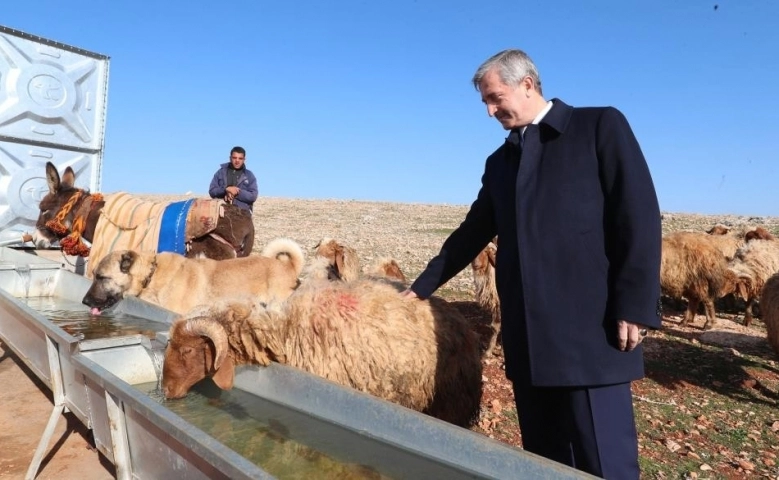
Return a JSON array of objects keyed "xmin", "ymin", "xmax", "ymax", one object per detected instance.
[
  {"xmin": 404, "ymin": 49, "xmax": 662, "ymax": 479},
  {"xmin": 208, "ymin": 146, "xmax": 258, "ymax": 212}
]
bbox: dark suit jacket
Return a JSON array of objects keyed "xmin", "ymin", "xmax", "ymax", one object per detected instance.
[{"xmin": 411, "ymin": 99, "xmax": 662, "ymax": 387}]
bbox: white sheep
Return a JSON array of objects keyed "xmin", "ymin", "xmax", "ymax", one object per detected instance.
[{"xmin": 726, "ymin": 235, "xmax": 779, "ymax": 326}]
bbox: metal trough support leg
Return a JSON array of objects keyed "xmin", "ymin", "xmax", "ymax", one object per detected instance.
[
  {"xmin": 105, "ymin": 391, "xmax": 132, "ymax": 480},
  {"xmin": 25, "ymin": 335, "xmax": 65, "ymax": 480}
]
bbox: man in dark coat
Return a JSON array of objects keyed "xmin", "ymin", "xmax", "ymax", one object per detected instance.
[
  {"xmin": 209, "ymin": 146, "xmax": 258, "ymax": 213},
  {"xmin": 403, "ymin": 49, "xmax": 662, "ymax": 479}
]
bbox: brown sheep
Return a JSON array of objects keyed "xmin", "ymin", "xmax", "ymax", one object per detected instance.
[
  {"xmin": 364, "ymin": 257, "xmax": 407, "ymax": 283},
  {"xmin": 745, "ymin": 226, "xmax": 775, "ymax": 243},
  {"xmin": 661, "ymin": 231, "xmax": 730, "ymax": 330},
  {"xmin": 161, "ymin": 263, "xmax": 483, "ymax": 428},
  {"xmin": 759, "ymin": 273, "xmax": 779, "ymax": 357},
  {"xmin": 725, "ymin": 237, "xmax": 779, "ymax": 326},
  {"xmin": 313, "ymin": 237, "xmax": 360, "ymax": 282},
  {"xmin": 706, "ymin": 225, "xmax": 731, "ymax": 236},
  {"xmin": 314, "ymin": 238, "xmax": 407, "ymax": 283},
  {"xmin": 471, "ymin": 238, "xmax": 500, "ymax": 357},
  {"xmin": 706, "ymin": 225, "xmax": 751, "ymax": 261}
]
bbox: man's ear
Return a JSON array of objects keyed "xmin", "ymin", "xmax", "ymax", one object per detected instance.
[{"xmin": 211, "ymin": 355, "xmax": 235, "ymax": 390}]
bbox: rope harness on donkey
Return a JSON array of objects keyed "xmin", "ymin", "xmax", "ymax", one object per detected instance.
[{"xmin": 45, "ymin": 190, "xmax": 104, "ymax": 257}]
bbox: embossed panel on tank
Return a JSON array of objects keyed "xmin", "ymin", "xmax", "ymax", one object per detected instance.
[{"xmin": 0, "ymin": 26, "xmax": 109, "ymax": 151}]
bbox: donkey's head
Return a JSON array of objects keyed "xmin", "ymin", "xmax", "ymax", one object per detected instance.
[{"xmin": 33, "ymin": 162, "xmax": 84, "ymax": 248}]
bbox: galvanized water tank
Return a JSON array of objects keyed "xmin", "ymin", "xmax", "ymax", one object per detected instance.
[{"xmin": 0, "ymin": 25, "xmax": 109, "ymax": 245}]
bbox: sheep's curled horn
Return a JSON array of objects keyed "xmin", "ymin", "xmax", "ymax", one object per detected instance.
[{"xmin": 185, "ymin": 317, "xmax": 229, "ymax": 369}]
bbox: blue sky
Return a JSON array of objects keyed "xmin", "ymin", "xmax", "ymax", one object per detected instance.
[{"xmin": 5, "ymin": 1, "xmax": 778, "ymax": 216}]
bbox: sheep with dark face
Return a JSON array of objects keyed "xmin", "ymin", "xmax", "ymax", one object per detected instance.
[{"xmin": 162, "ymin": 260, "xmax": 483, "ymax": 427}]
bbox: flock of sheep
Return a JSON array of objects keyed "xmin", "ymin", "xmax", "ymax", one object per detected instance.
[
  {"xmin": 161, "ymin": 238, "xmax": 498, "ymax": 428},
  {"xmin": 660, "ymin": 224, "xmax": 779, "ymax": 353}
]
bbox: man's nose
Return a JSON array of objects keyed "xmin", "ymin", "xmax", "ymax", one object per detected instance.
[{"xmin": 486, "ymin": 104, "xmax": 497, "ymax": 117}]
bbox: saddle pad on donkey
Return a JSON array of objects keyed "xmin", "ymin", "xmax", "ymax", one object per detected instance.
[
  {"xmin": 87, "ymin": 193, "xmax": 223, "ymax": 277},
  {"xmin": 185, "ymin": 198, "xmax": 224, "ymax": 240}
]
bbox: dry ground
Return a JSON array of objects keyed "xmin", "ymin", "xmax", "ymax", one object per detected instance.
[
  {"xmin": 3, "ymin": 195, "xmax": 779, "ymax": 479},
  {"xmin": 0, "ymin": 341, "xmax": 115, "ymax": 479}
]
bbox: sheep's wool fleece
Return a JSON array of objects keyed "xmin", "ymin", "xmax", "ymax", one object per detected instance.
[{"xmin": 223, "ymin": 277, "xmax": 483, "ymax": 426}]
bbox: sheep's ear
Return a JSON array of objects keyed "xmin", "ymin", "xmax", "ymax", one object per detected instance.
[
  {"xmin": 487, "ymin": 248, "xmax": 496, "ymax": 268},
  {"xmin": 211, "ymin": 355, "xmax": 235, "ymax": 390},
  {"xmin": 736, "ymin": 282, "xmax": 749, "ymax": 301},
  {"xmin": 334, "ymin": 249, "xmax": 345, "ymax": 277}
]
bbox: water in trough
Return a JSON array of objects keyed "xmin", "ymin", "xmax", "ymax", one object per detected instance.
[
  {"xmin": 19, "ymin": 296, "xmax": 165, "ymax": 340},
  {"xmin": 134, "ymin": 380, "xmax": 484, "ymax": 480},
  {"xmin": 20, "ymin": 297, "xmax": 487, "ymax": 480}
]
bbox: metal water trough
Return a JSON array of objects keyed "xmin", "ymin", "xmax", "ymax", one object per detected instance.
[{"xmin": 0, "ymin": 247, "xmax": 593, "ymax": 479}]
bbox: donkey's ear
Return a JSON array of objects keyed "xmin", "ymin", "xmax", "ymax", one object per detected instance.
[
  {"xmin": 61, "ymin": 167, "xmax": 76, "ymax": 190},
  {"xmin": 45, "ymin": 162, "xmax": 61, "ymax": 194}
]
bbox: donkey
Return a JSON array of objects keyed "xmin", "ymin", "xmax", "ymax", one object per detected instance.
[{"xmin": 33, "ymin": 162, "xmax": 255, "ymax": 264}]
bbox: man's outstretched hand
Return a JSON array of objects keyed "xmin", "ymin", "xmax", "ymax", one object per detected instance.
[{"xmin": 401, "ymin": 289, "xmax": 418, "ymax": 299}]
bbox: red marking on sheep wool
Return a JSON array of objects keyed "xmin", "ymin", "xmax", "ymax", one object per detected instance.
[{"xmin": 336, "ymin": 293, "xmax": 359, "ymax": 313}]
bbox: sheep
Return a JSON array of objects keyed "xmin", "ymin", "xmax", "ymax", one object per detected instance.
[
  {"xmin": 725, "ymin": 236, "xmax": 779, "ymax": 326},
  {"xmin": 759, "ymin": 273, "xmax": 779, "ymax": 357},
  {"xmin": 313, "ymin": 238, "xmax": 407, "ymax": 283},
  {"xmin": 706, "ymin": 225, "xmax": 773, "ymax": 259},
  {"xmin": 706, "ymin": 225, "xmax": 750, "ymax": 261},
  {"xmin": 313, "ymin": 237, "xmax": 360, "ymax": 282},
  {"xmin": 705, "ymin": 225, "xmax": 761, "ymax": 317},
  {"xmin": 471, "ymin": 238, "xmax": 500, "ymax": 357},
  {"xmin": 661, "ymin": 231, "xmax": 731, "ymax": 330},
  {"xmin": 745, "ymin": 226, "xmax": 775, "ymax": 242},
  {"xmin": 706, "ymin": 225, "xmax": 732, "ymax": 236},
  {"xmin": 364, "ymin": 257, "xmax": 407, "ymax": 283},
  {"xmin": 161, "ymin": 263, "xmax": 484, "ymax": 428}
]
